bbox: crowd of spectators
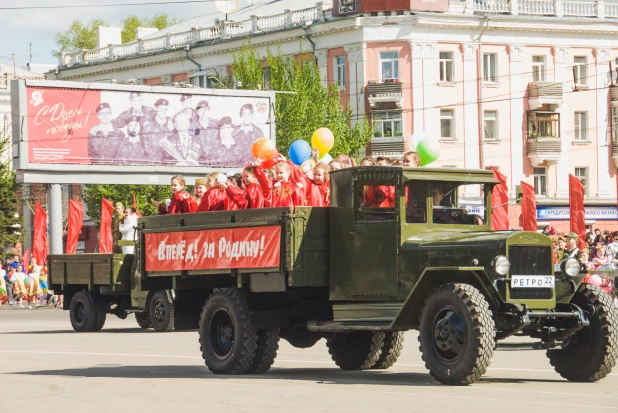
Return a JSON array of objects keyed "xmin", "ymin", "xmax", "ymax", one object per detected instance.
[{"xmin": 0, "ymin": 255, "xmax": 61, "ymax": 309}]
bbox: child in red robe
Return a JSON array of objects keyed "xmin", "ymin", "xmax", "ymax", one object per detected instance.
[
  {"xmin": 226, "ymin": 166, "xmax": 264, "ymax": 209},
  {"xmin": 255, "ymin": 160, "xmax": 304, "ymax": 208},
  {"xmin": 152, "ymin": 175, "xmax": 197, "ymax": 214},
  {"xmin": 292, "ymin": 162, "xmax": 331, "ymax": 207},
  {"xmin": 197, "ymin": 172, "xmax": 236, "ymax": 212}
]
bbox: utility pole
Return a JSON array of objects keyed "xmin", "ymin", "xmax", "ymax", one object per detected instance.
[
  {"xmin": 12, "ymin": 54, "xmax": 16, "ymax": 78},
  {"xmin": 29, "ymin": 43, "xmax": 32, "ymax": 65}
]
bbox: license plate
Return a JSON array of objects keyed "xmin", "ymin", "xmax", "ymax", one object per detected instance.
[{"xmin": 510, "ymin": 275, "xmax": 555, "ymax": 288}]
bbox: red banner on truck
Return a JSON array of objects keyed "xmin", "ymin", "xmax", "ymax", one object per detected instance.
[{"xmin": 144, "ymin": 226, "xmax": 281, "ymax": 272}]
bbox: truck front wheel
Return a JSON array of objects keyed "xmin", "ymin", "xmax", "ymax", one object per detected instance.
[
  {"xmin": 69, "ymin": 291, "xmax": 99, "ymax": 332},
  {"xmin": 149, "ymin": 290, "xmax": 175, "ymax": 332},
  {"xmin": 547, "ymin": 284, "xmax": 618, "ymax": 382},
  {"xmin": 199, "ymin": 288, "xmax": 258, "ymax": 375},
  {"xmin": 326, "ymin": 331, "xmax": 385, "ymax": 370},
  {"xmin": 418, "ymin": 283, "xmax": 495, "ymax": 385}
]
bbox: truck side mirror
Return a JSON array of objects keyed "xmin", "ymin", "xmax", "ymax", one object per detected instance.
[{"xmin": 515, "ymin": 185, "xmax": 523, "ymax": 205}]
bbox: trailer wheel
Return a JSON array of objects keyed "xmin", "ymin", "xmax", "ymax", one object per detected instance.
[
  {"xmin": 149, "ymin": 290, "xmax": 175, "ymax": 332},
  {"xmin": 418, "ymin": 283, "xmax": 495, "ymax": 385},
  {"xmin": 547, "ymin": 284, "xmax": 618, "ymax": 382},
  {"xmin": 69, "ymin": 291, "xmax": 97, "ymax": 332},
  {"xmin": 372, "ymin": 332, "xmax": 405, "ymax": 370},
  {"xmin": 247, "ymin": 328, "xmax": 280, "ymax": 374},
  {"xmin": 135, "ymin": 312, "xmax": 152, "ymax": 329},
  {"xmin": 326, "ymin": 331, "xmax": 385, "ymax": 370},
  {"xmin": 199, "ymin": 288, "xmax": 258, "ymax": 375}
]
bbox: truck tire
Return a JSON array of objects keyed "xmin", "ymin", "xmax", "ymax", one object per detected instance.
[
  {"xmin": 69, "ymin": 291, "xmax": 97, "ymax": 332},
  {"xmin": 150, "ymin": 290, "xmax": 175, "ymax": 332},
  {"xmin": 199, "ymin": 288, "xmax": 258, "ymax": 375},
  {"xmin": 91, "ymin": 311, "xmax": 107, "ymax": 332},
  {"xmin": 372, "ymin": 332, "xmax": 405, "ymax": 370},
  {"xmin": 247, "ymin": 328, "xmax": 280, "ymax": 374},
  {"xmin": 418, "ymin": 283, "xmax": 495, "ymax": 385},
  {"xmin": 135, "ymin": 312, "xmax": 152, "ymax": 329},
  {"xmin": 326, "ymin": 331, "xmax": 385, "ymax": 370},
  {"xmin": 547, "ymin": 284, "xmax": 618, "ymax": 382}
]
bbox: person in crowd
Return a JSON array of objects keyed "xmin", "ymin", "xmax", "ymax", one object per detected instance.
[
  {"xmin": 119, "ymin": 207, "xmax": 138, "ymax": 254},
  {"xmin": 605, "ymin": 231, "xmax": 618, "ymax": 264},
  {"xmin": 193, "ymin": 177, "xmax": 208, "ymax": 207},
  {"xmin": 226, "ymin": 166, "xmax": 265, "ymax": 209},
  {"xmin": 12, "ymin": 265, "xmax": 27, "ymax": 308},
  {"xmin": 198, "ymin": 172, "xmax": 236, "ymax": 212},
  {"xmin": 291, "ymin": 161, "xmax": 331, "ymax": 207},
  {"xmin": 27, "ymin": 261, "xmax": 43, "ymax": 309},
  {"xmin": 556, "ymin": 237, "xmax": 567, "ymax": 263},
  {"xmin": 336, "ymin": 154, "xmax": 356, "ymax": 168},
  {"xmin": 594, "ymin": 228, "xmax": 602, "ymax": 244},
  {"xmin": 112, "ymin": 91, "xmax": 155, "ymax": 130},
  {"xmin": 142, "ymin": 98, "xmax": 175, "ymax": 162},
  {"xmin": 1, "ymin": 262, "xmax": 13, "ymax": 305},
  {"xmin": 376, "ymin": 156, "xmax": 392, "ymax": 166},
  {"xmin": 88, "ymin": 103, "xmax": 124, "ymax": 164},
  {"xmin": 329, "ymin": 160, "xmax": 344, "ymax": 171},
  {"xmin": 152, "ymin": 175, "xmax": 197, "ymax": 214},
  {"xmin": 592, "ymin": 245, "xmax": 609, "ymax": 269},
  {"xmin": 402, "ymin": 151, "xmax": 420, "ymax": 167},
  {"xmin": 255, "ymin": 158, "xmax": 304, "ymax": 208},
  {"xmin": 564, "ymin": 232, "xmax": 580, "ymax": 259},
  {"xmin": 360, "ymin": 157, "xmax": 376, "ymax": 166},
  {"xmin": 113, "ymin": 202, "xmax": 125, "ymax": 253}
]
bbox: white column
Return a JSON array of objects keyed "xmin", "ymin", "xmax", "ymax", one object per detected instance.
[
  {"xmin": 410, "ymin": 41, "xmax": 437, "ymax": 137},
  {"xmin": 595, "ymin": 47, "xmax": 612, "ymax": 198},
  {"xmin": 48, "ymin": 184, "xmax": 63, "ymax": 255},
  {"xmin": 509, "ymin": 45, "xmax": 525, "ymax": 198},
  {"xmin": 462, "ymin": 43, "xmax": 480, "ymax": 170},
  {"xmin": 314, "ymin": 49, "xmax": 328, "ymax": 88},
  {"xmin": 344, "ymin": 43, "xmax": 367, "ymax": 129},
  {"xmin": 554, "ymin": 46, "xmax": 570, "ymax": 198}
]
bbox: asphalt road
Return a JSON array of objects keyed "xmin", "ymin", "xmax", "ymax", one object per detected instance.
[{"xmin": 1, "ymin": 306, "xmax": 617, "ymax": 413}]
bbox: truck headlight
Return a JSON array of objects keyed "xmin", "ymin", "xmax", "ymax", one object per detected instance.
[
  {"xmin": 561, "ymin": 258, "xmax": 580, "ymax": 277},
  {"xmin": 493, "ymin": 255, "xmax": 510, "ymax": 275}
]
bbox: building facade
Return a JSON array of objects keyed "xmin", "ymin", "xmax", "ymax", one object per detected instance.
[{"xmin": 51, "ymin": 0, "xmax": 618, "ymax": 231}]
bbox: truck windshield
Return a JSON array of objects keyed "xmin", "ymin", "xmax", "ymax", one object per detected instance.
[{"xmin": 430, "ymin": 182, "xmax": 485, "ymax": 225}]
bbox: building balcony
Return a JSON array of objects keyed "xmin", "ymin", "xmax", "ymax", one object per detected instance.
[
  {"xmin": 370, "ymin": 137, "xmax": 406, "ymax": 158},
  {"xmin": 527, "ymin": 137, "xmax": 562, "ymax": 166},
  {"xmin": 611, "ymin": 85, "xmax": 618, "ymax": 107},
  {"xmin": 367, "ymin": 80, "xmax": 404, "ymax": 109},
  {"xmin": 528, "ymin": 82, "xmax": 563, "ymax": 111}
]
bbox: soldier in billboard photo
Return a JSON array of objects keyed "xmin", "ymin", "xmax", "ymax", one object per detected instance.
[
  {"xmin": 178, "ymin": 94, "xmax": 198, "ymax": 124},
  {"xmin": 117, "ymin": 116, "xmax": 147, "ymax": 164},
  {"xmin": 193, "ymin": 100, "xmax": 219, "ymax": 161},
  {"xmin": 142, "ymin": 98, "xmax": 175, "ymax": 162},
  {"xmin": 203, "ymin": 116, "xmax": 247, "ymax": 166},
  {"xmin": 159, "ymin": 112, "xmax": 202, "ymax": 166},
  {"xmin": 233, "ymin": 103, "xmax": 265, "ymax": 163},
  {"xmin": 88, "ymin": 103, "xmax": 124, "ymax": 164},
  {"xmin": 112, "ymin": 91, "xmax": 155, "ymax": 130}
]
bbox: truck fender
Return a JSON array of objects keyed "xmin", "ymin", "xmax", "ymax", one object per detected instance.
[{"xmin": 391, "ymin": 267, "xmax": 503, "ymax": 329}]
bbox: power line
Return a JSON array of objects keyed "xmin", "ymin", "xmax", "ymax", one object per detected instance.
[{"xmin": 0, "ymin": 0, "xmax": 220, "ymax": 10}]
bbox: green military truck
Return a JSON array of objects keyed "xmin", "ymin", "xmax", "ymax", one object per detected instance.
[{"xmin": 49, "ymin": 166, "xmax": 618, "ymax": 385}]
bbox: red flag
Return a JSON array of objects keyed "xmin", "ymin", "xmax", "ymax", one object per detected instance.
[
  {"xmin": 490, "ymin": 167, "xmax": 509, "ymax": 230},
  {"xmin": 520, "ymin": 182, "xmax": 537, "ymax": 231},
  {"xmin": 569, "ymin": 174, "xmax": 586, "ymax": 250},
  {"xmin": 132, "ymin": 193, "xmax": 142, "ymax": 218},
  {"xmin": 66, "ymin": 199, "xmax": 84, "ymax": 254},
  {"xmin": 99, "ymin": 197, "xmax": 114, "ymax": 253},
  {"xmin": 33, "ymin": 201, "xmax": 47, "ymax": 265},
  {"xmin": 22, "ymin": 247, "xmax": 29, "ymax": 273}
]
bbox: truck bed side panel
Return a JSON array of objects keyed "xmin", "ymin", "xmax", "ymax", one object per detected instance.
[{"xmin": 289, "ymin": 207, "xmax": 329, "ymax": 287}]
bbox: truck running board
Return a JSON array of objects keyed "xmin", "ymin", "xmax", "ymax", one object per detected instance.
[{"xmin": 306, "ymin": 320, "xmax": 395, "ymax": 332}]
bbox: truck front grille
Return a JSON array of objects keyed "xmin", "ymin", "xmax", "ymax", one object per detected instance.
[{"xmin": 508, "ymin": 245, "xmax": 553, "ymax": 300}]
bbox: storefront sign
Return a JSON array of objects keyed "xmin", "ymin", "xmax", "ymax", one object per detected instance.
[
  {"xmin": 144, "ymin": 226, "xmax": 281, "ymax": 272},
  {"xmin": 537, "ymin": 206, "xmax": 618, "ymax": 221}
]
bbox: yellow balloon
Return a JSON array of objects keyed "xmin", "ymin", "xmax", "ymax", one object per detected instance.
[{"xmin": 311, "ymin": 128, "xmax": 334, "ymax": 156}]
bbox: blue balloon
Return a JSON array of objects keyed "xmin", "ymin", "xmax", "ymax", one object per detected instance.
[{"xmin": 288, "ymin": 140, "xmax": 312, "ymax": 165}]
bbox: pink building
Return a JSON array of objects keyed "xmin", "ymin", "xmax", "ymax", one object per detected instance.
[{"xmin": 52, "ymin": 0, "xmax": 618, "ymax": 231}]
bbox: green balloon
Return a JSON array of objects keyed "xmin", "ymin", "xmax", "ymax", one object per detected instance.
[{"xmin": 417, "ymin": 138, "xmax": 442, "ymax": 166}]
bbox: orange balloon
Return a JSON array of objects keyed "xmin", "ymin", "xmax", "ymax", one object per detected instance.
[
  {"xmin": 261, "ymin": 149, "xmax": 279, "ymax": 169},
  {"xmin": 251, "ymin": 137, "xmax": 276, "ymax": 160}
]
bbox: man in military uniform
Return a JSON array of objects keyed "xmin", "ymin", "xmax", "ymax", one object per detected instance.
[
  {"xmin": 563, "ymin": 232, "xmax": 580, "ymax": 259},
  {"xmin": 88, "ymin": 103, "xmax": 124, "ymax": 164},
  {"xmin": 193, "ymin": 100, "xmax": 219, "ymax": 163},
  {"xmin": 142, "ymin": 98, "xmax": 175, "ymax": 163},
  {"xmin": 112, "ymin": 91, "xmax": 155, "ymax": 131},
  {"xmin": 112, "ymin": 202, "xmax": 125, "ymax": 253},
  {"xmin": 159, "ymin": 112, "xmax": 202, "ymax": 166},
  {"xmin": 232, "ymin": 103, "xmax": 265, "ymax": 164},
  {"xmin": 176, "ymin": 94, "xmax": 198, "ymax": 125}
]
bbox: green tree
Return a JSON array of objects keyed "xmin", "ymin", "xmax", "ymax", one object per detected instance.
[
  {"xmin": 227, "ymin": 42, "xmax": 373, "ymax": 158},
  {"xmin": 0, "ymin": 128, "xmax": 24, "ymax": 257},
  {"xmin": 121, "ymin": 13, "xmax": 181, "ymax": 44}
]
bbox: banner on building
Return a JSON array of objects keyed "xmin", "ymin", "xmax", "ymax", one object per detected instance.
[
  {"xmin": 144, "ymin": 226, "xmax": 281, "ymax": 272},
  {"xmin": 537, "ymin": 206, "xmax": 618, "ymax": 221}
]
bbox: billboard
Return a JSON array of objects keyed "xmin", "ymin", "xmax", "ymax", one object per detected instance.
[{"xmin": 11, "ymin": 79, "xmax": 275, "ymax": 184}]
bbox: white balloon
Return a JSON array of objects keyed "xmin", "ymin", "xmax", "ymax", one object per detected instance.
[{"xmin": 409, "ymin": 132, "xmax": 426, "ymax": 151}]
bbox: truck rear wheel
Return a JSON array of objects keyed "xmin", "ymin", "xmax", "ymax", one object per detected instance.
[
  {"xmin": 135, "ymin": 312, "xmax": 152, "ymax": 329},
  {"xmin": 69, "ymin": 291, "xmax": 98, "ymax": 332},
  {"xmin": 247, "ymin": 328, "xmax": 280, "ymax": 374},
  {"xmin": 199, "ymin": 288, "xmax": 258, "ymax": 375},
  {"xmin": 418, "ymin": 283, "xmax": 495, "ymax": 385},
  {"xmin": 150, "ymin": 290, "xmax": 175, "ymax": 332},
  {"xmin": 372, "ymin": 332, "xmax": 405, "ymax": 370},
  {"xmin": 547, "ymin": 284, "xmax": 618, "ymax": 382},
  {"xmin": 91, "ymin": 311, "xmax": 107, "ymax": 332},
  {"xmin": 326, "ymin": 331, "xmax": 385, "ymax": 370}
]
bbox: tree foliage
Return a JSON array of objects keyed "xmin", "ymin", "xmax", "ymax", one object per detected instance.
[
  {"xmin": 0, "ymin": 128, "xmax": 24, "ymax": 257},
  {"xmin": 227, "ymin": 42, "xmax": 373, "ymax": 157},
  {"xmin": 121, "ymin": 13, "xmax": 181, "ymax": 44}
]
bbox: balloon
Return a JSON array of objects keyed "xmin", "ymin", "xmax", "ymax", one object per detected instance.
[
  {"xmin": 261, "ymin": 149, "xmax": 279, "ymax": 169},
  {"xmin": 252, "ymin": 137, "xmax": 276, "ymax": 160},
  {"xmin": 311, "ymin": 127, "xmax": 335, "ymax": 156},
  {"xmin": 288, "ymin": 140, "xmax": 312, "ymax": 165},
  {"xmin": 318, "ymin": 153, "xmax": 333, "ymax": 164},
  {"xmin": 416, "ymin": 137, "xmax": 442, "ymax": 166},
  {"xmin": 409, "ymin": 132, "xmax": 426, "ymax": 151}
]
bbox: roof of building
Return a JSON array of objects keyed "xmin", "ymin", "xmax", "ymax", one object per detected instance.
[
  {"xmin": 0, "ymin": 63, "xmax": 45, "ymax": 80},
  {"xmin": 26, "ymin": 63, "xmax": 58, "ymax": 76}
]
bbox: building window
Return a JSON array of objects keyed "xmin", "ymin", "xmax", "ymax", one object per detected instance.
[
  {"xmin": 533, "ymin": 167, "xmax": 547, "ymax": 196},
  {"xmin": 483, "ymin": 53, "xmax": 497, "ymax": 83},
  {"xmin": 613, "ymin": 107, "xmax": 618, "ymax": 143},
  {"xmin": 532, "ymin": 56, "xmax": 546, "ymax": 82},
  {"xmin": 440, "ymin": 109, "xmax": 455, "ymax": 140},
  {"xmin": 373, "ymin": 112, "xmax": 402, "ymax": 138},
  {"xmin": 527, "ymin": 112, "xmax": 560, "ymax": 138},
  {"xmin": 484, "ymin": 110, "xmax": 498, "ymax": 141},
  {"xmin": 379, "ymin": 51, "xmax": 399, "ymax": 80},
  {"xmin": 262, "ymin": 67, "xmax": 271, "ymax": 90},
  {"xmin": 575, "ymin": 167, "xmax": 588, "ymax": 196},
  {"xmin": 439, "ymin": 51, "xmax": 453, "ymax": 82},
  {"xmin": 574, "ymin": 56, "xmax": 587, "ymax": 86},
  {"xmin": 574, "ymin": 112, "xmax": 588, "ymax": 142},
  {"xmin": 334, "ymin": 56, "xmax": 346, "ymax": 87}
]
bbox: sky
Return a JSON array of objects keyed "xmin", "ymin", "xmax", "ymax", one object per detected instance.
[{"xmin": 0, "ymin": 0, "xmax": 270, "ymax": 68}]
